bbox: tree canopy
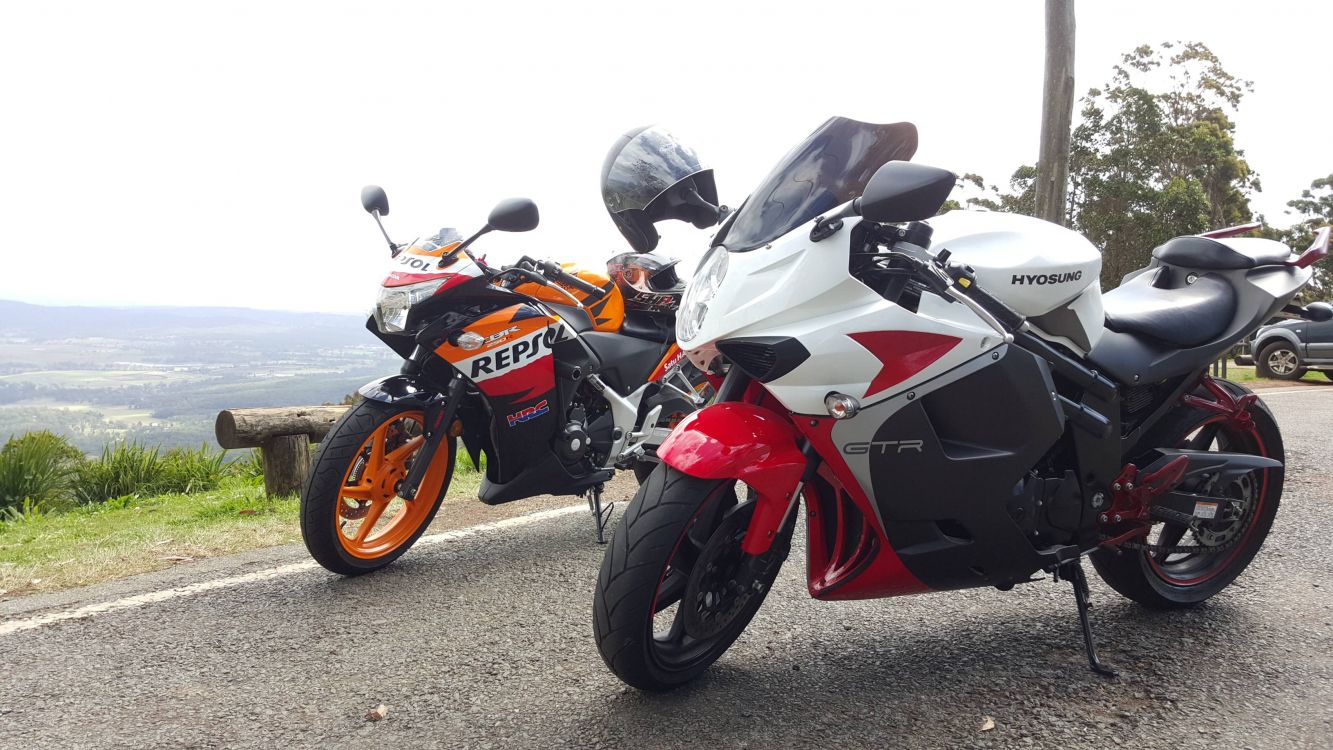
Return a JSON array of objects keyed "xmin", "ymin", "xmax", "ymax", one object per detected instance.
[{"xmin": 952, "ymin": 41, "xmax": 1328, "ymax": 296}]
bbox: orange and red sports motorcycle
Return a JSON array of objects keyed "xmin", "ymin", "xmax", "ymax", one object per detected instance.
[{"xmin": 299, "ymin": 186, "xmax": 711, "ymax": 575}]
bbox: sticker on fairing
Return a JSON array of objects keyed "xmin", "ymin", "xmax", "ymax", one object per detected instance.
[
  {"xmin": 506, "ymin": 399, "xmax": 551, "ymax": 427},
  {"xmin": 1193, "ymin": 501, "xmax": 1219, "ymax": 520}
]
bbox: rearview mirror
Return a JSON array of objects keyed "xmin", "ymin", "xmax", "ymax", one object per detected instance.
[
  {"xmin": 1306, "ymin": 302, "xmax": 1333, "ymax": 322},
  {"xmin": 361, "ymin": 185, "xmax": 390, "ymax": 216},
  {"xmin": 858, "ymin": 161, "xmax": 957, "ymax": 224},
  {"xmin": 487, "ymin": 197, "xmax": 540, "ymax": 233}
]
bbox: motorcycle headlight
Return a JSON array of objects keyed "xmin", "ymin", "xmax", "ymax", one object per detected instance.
[
  {"xmin": 375, "ymin": 277, "xmax": 449, "ymax": 333},
  {"xmin": 677, "ymin": 247, "xmax": 728, "ymax": 342}
]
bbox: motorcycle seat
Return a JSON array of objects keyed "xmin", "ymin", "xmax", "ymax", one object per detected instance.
[
  {"xmin": 1102, "ymin": 267, "xmax": 1236, "ymax": 348},
  {"xmin": 1153, "ymin": 235, "xmax": 1291, "ymax": 270}
]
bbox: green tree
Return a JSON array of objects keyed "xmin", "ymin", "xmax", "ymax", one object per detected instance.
[
  {"xmin": 1278, "ymin": 174, "xmax": 1333, "ymax": 301},
  {"xmin": 1068, "ymin": 42, "xmax": 1257, "ymax": 288}
]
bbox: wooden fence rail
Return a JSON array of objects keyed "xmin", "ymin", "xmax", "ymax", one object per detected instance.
[{"xmin": 215, "ymin": 406, "xmax": 349, "ymax": 497}]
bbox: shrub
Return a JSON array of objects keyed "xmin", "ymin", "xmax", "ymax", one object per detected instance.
[
  {"xmin": 71, "ymin": 441, "xmax": 163, "ymax": 505},
  {"xmin": 158, "ymin": 444, "xmax": 226, "ymax": 494},
  {"xmin": 0, "ymin": 431, "xmax": 84, "ymax": 512},
  {"xmin": 229, "ymin": 449, "xmax": 265, "ymax": 481}
]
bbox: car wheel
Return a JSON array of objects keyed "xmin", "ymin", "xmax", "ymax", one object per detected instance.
[{"xmin": 1256, "ymin": 341, "xmax": 1306, "ymax": 380}]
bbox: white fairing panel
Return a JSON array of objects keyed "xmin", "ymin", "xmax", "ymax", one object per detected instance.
[
  {"xmin": 681, "ymin": 215, "xmax": 1003, "ymax": 415},
  {"xmin": 926, "ymin": 211, "xmax": 1102, "ymax": 317}
]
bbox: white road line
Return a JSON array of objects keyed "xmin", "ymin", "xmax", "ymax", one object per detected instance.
[
  {"xmin": 1254, "ymin": 387, "xmax": 1333, "ymax": 396},
  {"xmin": 0, "ymin": 503, "xmax": 586, "ymax": 637}
]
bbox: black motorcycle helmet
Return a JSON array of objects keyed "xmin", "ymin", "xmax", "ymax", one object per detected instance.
[{"xmin": 601, "ymin": 125, "xmax": 721, "ymax": 252}]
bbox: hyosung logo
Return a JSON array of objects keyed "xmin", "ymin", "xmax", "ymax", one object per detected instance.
[{"xmin": 1010, "ymin": 270, "xmax": 1083, "ymax": 286}]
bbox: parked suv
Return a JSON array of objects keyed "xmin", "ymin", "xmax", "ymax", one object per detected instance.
[{"xmin": 1240, "ymin": 302, "xmax": 1333, "ymax": 380}]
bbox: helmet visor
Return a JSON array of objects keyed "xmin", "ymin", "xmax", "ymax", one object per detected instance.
[{"xmin": 602, "ymin": 127, "xmax": 707, "ymax": 214}]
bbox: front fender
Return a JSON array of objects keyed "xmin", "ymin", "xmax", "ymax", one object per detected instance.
[
  {"xmin": 657, "ymin": 402, "xmax": 807, "ymax": 555},
  {"xmin": 358, "ymin": 375, "xmax": 437, "ymax": 407}
]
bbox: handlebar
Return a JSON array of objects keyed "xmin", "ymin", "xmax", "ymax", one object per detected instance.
[{"xmin": 534, "ymin": 259, "xmax": 607, "ymax": 297}]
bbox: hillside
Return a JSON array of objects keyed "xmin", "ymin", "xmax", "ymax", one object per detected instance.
[{"xmin": 0, "ymin": 300, "xmax": 399, "ymax": 452}]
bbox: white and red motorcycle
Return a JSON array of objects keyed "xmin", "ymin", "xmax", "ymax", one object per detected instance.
[{"xmin": 591, "ymin": 116, "xmax": 1331, "ymax": 691}]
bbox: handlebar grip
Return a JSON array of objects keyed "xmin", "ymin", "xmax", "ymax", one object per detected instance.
[{"xmin": 538, "ymin": 260, "xmax": 604, "ymax": 297}]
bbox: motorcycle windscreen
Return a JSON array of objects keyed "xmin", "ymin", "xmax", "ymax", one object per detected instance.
[{"xmin": 717, "ymin": 117, "xmax": 918, "ymax": 252}]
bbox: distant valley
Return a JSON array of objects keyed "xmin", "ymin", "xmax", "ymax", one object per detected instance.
[{"xmin": 0, "ymin": 300, "xmax": 399, "ymax": 453}]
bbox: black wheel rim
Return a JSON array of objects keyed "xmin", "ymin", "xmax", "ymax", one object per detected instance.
[
  {"xmin": 1145, "ymin": 417, "xmax": 1270, "ymax": 586},
  {"xmin": 646, "ymin": 481, "xmax": 758, "ymax": 674}
]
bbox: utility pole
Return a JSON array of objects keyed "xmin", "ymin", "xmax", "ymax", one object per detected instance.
[{"xmin": 1035, "ymin": 0, "xmax": 1075, "ymax": 226}]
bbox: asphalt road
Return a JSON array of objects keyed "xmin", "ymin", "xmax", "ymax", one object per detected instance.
[{"xmin": 3, "ymin": 386, "xmax": 1331, "ymax": 749}]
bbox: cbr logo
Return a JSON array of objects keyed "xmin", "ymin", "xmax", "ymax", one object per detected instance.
[
  {"xmin": 484, "ymin": 326, "xmax": 520, "ymax": 345},
  {"xmin": 506, "ymin": 399, "xmax": 550, "ymax": 427},
  {"xmin": 1010, "ymin": 271, "xmax": 1083, "ymax": 285},
  {"xmin": 470, "ymin": 328, "xmax": 556, "ymax": 378},
  {"xmin": 842, "ymin": 440, "xmax": 925, "ymax": 455}
]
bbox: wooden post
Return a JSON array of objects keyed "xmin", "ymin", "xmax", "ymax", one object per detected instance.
[
  {"xmin": 261, "ymin": 434, "xmax": 311, "ymax": 497},
  {"xmin": 215, "ymin": 406, "xmax": 349, "ymax": 498},
  {"xmin": 1035, "ymin": 0, "xmax": 1076, "ymax": 226}
]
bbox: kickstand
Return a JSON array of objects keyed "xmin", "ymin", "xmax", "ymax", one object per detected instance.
[
  {"xmin": 587, "ymin": 483, "xmax": 614, "ymax": 544},
  {"xmin": 1061, "ymin": 560, "xmax": 1118, "ymax": 678}
]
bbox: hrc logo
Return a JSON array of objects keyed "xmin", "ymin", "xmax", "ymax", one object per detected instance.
[{"xmin": 506, "ymin": 399, "xmax": 550, "ymax": 427}]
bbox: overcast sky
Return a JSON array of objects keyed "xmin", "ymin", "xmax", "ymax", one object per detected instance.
[{"xmin": 2, "ymin": 1, "xmax": 1329, "ymax": 314}]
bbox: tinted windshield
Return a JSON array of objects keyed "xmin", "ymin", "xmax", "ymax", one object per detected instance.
[{"xmin": 717, "ymin": 117, "xmax": 918, "ymax": 251}]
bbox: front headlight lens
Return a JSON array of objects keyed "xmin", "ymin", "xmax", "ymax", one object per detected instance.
[
  {"xmin": 677, "ymin": 247, "xmax": 728, "ymax": 342},
  {"xmin": 376, "ymin": 277, "xmax": 449, "ymax": 333}
]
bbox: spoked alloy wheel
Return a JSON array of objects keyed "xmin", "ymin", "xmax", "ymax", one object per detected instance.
[
  {"xmin": 301, "ymin": 399, "xmax": 455, "ymax": 576},
  {"xmin": 593, "ymin": 467, "xmax": 786, "ymax": 691},
  {"xmin": 1092, "ymin": 380, "xmax": 1283, "ymax": 607},
  {"xmin": 1258, "ymin": 342, "xmax": 1305, "ymax": 380}
]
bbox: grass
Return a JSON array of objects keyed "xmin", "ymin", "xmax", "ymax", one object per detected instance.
[
  {"xmin": 0, "ymin": 464, "xmax": 485, "ymax": 598},
  {"xmin": 0, "ymin": 477, "xmax": 297, "ymax": 597},
  {"xmin": 1216, "ymin": 364, "xmax": 1328, "ymax": 385}
]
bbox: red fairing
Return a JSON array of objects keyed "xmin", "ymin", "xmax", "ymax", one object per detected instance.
[
  {"xmin": 1288, "ymin": 226, "xmax": 1330, "ymax": 269},
  {"xmin": 848, "ymin": 331, "xmax": 961, "ymax": 398},
  {"xmin": 794, "ymin": 417, "xmax": 928, "ymax": 599},
  {"xmin": 382, "ymin": 271, "xmax": 474, "ymax": 290},
  {"xmin": 656, "ymin": 402, "xmax": 807, "ymax": 555}
]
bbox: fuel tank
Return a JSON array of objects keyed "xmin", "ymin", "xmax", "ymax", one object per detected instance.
[{"xmin": 926, "ymin": 210, "xmax": 1104, "ymax": 353}]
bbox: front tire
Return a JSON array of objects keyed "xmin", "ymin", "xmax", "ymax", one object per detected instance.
[
  {"xmin": 300, "ymin": 399, "xmax": 456, "ymax": 576},
  {"xmin": 592, "ymin": 466, "xmax": 782, "ymax": 691},
  {"xmin": 1256, "ymin": 341, "xmax": 1306, "ymax": 380},
  {"xmin": 1092, "ymin": 380, "xmax": 1283, "ymax": 608}
]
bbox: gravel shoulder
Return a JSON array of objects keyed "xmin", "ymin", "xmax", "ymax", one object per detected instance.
[{"xmin": 1, "ymin": 391, "xmax": 1329, "ymax": 749}]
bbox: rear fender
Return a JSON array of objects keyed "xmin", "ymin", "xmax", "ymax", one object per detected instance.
[{"xmin": 657, "ymin": 402, "xmax": 806, "ymax": 555}]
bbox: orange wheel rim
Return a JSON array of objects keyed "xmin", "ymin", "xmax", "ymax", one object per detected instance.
[{"xmin": 335, "ymin": 410, "xmax": 451, "ymax": 560}]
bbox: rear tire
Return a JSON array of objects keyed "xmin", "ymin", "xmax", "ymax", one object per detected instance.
[
  {"xmin": 592, "ymin": 466, "xmax": 781, "ymax": 691},
  {"xmin": 1256, "ymin": 341, "xmax": 1306, "ymax": 380},
  {"xmin": 1091, "ymin": 380, "xmax": 1283, "ymax": 608},
  {"xmin": 300, "ymin": 399, "xmax": 455, "ymax": 576}
]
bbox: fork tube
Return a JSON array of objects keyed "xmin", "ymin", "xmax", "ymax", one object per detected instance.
[{"xmin": 398, "ymin": 374, "xmax": 466, "ymax": 501}]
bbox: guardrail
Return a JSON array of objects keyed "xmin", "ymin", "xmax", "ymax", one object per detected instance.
[{"xmin": 214, "ymin": 406, "xmax": 350, "ymax": 497}]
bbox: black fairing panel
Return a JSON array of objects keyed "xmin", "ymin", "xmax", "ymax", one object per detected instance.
[
  {"xmin": 868, "ymin": 347, "xmax": 1064, "ymax": 590},
  {"xmin": 581, "ymin": 332, "xmax": 667, "ymax": 395},
  {"xmin": 620, "ymin": 310, "xmax": 674, "ymax": 341},
  {"xmin": 546, "ymin": 303, "xmax": 594, "ymax": 334}
]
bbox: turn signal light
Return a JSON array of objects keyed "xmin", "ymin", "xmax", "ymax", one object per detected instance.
[
  {"xmin": 455, "ymin": 331, "xmax": 484, "ymax": 350},
  {"xmin": 825, "ymin": 392, "xmax": 860, "ymax": 420}
]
